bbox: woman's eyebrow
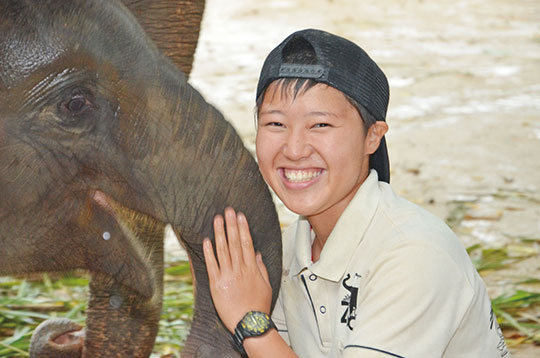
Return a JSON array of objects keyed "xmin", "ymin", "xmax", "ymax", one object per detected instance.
[
  {"xmin": 308, "ymin": 110, "xmax": 338, "ymax": 118},
  {"xmin": 259, "ymin": 109, "xmax": 284, "ymax": 116}
]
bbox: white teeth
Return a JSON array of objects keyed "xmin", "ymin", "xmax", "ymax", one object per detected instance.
[{"xmin": 284, "ymin": 169, "xmax": 322, "ymax": 183}]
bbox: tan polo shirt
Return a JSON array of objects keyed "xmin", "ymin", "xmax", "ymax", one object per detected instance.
[{"xmin": 271, "ymin": 170, "xmax": 509, "ymax": 358}]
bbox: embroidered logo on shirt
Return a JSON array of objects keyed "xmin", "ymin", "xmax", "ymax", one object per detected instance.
[{"xmin": 341, "ymin": 273, "xmax": 361, "ymax": 330}]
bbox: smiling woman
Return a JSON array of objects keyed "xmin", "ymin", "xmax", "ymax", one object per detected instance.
[
  {"xmin": 202, "ymin": 28, "xmax": 509, "ymax": 358},
  {"xmin": 256, "ymin": 81, "xmax": 387, "ymax": 246}
]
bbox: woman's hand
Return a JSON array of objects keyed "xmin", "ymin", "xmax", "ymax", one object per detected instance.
[{"xmin": 203, "ymin": 207, "xmax": 273, "ymax": 333}]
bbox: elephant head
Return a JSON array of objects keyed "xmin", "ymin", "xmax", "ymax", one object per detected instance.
[{"xmin": 0, "ymin": 0, "xmax": 282, "ymax": 357}]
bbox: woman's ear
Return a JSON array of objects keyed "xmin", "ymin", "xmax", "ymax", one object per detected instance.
[{"xmin": 364, "ymin": 121, "xmax": 389, "ymax": 155}]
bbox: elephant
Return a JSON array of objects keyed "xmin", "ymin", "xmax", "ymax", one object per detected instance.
[{"xmin": 0, "ymin": 0, "xmax": 282, "ymax": 357}]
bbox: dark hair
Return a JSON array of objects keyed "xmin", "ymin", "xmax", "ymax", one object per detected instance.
[{"xmin": 254, "ymin": 78, "xmax": 377, "ymax": 132}]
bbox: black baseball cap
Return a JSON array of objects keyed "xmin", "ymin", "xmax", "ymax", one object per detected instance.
[{"xmin": 256, "ymin": 29, "xmax": 390, "ymax": 183}]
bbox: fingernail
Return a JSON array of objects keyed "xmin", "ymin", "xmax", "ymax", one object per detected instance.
[{"xmin": 238, "ymin": 212, "xmax": 246, "ymax": 222}]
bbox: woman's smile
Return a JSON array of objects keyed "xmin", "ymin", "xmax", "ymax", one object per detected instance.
[{"xmin": 280, "ymin": 168, "xmax": 323, "ymax": 185}]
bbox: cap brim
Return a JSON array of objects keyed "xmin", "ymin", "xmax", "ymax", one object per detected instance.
[{"xmin": 369, "ymin": 136, "xmax": 390, "ymax": 183}]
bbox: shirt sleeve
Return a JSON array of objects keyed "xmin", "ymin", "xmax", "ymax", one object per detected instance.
[{"xmin": 342, "ymin": 242, "xmax": 474, "ymax": 358}]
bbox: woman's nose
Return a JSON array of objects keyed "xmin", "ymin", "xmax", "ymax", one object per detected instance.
[{"xmin": 282, "ymin": 130, "xmax": 312, "ymax": 160}]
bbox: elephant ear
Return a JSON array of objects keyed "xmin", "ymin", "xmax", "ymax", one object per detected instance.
[{"xmin": 122, "ymin": 0, "xmax": 205, "ymax": 77}]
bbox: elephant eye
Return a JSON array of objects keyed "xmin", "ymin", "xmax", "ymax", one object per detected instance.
[
  {"xmin": 67, "ymin": 95, "xmax": 87, "ymax": 113},
  {"xmin": 59, "ymin": 88, "xmax": 95, "ymax": 120}
]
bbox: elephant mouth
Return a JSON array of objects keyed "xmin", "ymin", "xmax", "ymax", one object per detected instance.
[{"xmin": 87, "ymin": 189, "xmax": 164, "ymax": 300}]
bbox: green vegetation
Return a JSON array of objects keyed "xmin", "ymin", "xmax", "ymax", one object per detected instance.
[
  {"xmin": 0, "ymin": 259, "xmax": 194, "ymax": 358},
  {"xmin": 468, "ymin": 244, "xmax": 540, "ymax": 347},
  {"xmin": 447, "ymin": 190, "xmax": 540, "ymax": 349}
]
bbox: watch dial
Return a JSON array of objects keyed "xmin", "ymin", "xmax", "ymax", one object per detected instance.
[{"xmin": 243, "ymin": 312, "xmax": 270, "ymax": 333}]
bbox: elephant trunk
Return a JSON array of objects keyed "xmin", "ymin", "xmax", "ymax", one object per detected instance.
[{"xmin": 125, "ymin": 64, "xmax": 282, "ymax": 356}]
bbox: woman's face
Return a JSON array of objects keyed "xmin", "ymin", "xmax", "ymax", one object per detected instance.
[{"xmin": 256, "ymin": 82, "xmax": 384, "ymax": 223}]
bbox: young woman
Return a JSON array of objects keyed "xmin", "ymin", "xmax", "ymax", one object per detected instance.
[{"xmin": 203, "ymin": 29, "xmax": 508, "ymax": 358}]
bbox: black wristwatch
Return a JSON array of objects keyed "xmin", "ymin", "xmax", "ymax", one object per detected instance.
[{"xmin": 231, "ymin": 310, "xmax": 276, "ymax": 356}]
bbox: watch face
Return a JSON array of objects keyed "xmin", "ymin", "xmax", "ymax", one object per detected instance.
[{"xmin": 241, "ymin": 311, "xmax": 271, "ymax": 334}]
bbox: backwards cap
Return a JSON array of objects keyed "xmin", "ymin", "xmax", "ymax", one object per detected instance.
[{"xmin": 256, "ymin": 29, "xmax": 390, "ymax": 183}]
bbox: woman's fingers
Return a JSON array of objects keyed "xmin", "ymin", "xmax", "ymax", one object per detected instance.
[
  {"xmin": 211, "ymin": 208, "xmax": 259, "ymax": 274},
  {"xmin": 213, "ymin": 214, "xmax": 231, "ymax": 272},
  {"xmin": 256, "ymin": 253, "xmax": 271, "ymax": 286},
  {"xmin": 203, "ymin": 238, "xmax": 219, "ymax": 280},
  {"xmin": 224, "ymin": 207, "xmax": 243, "ymax": 269},
  {"xmin": 238, "ymin": 212, "xmax": 256, "ymax": 265}
]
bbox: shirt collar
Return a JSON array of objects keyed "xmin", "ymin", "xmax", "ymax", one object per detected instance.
[{"xmin": 290, "ymin": 169, "xmax": 382, "ymax": 281}]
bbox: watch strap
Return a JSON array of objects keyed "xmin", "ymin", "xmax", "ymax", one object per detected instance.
[{"xmin": 232, "ymin": 327, "xmax": 248, "ymax": 357}]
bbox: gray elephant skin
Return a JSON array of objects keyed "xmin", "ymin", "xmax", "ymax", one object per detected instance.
[{"xmin": 0, "ymin": 0, "xmax": 282, "ymax": 357}]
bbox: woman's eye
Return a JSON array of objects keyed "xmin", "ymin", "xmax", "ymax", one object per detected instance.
[
  {"xmin": 313, "ymin": 123, "xmax": 330, "ymax": 128},
  {"xmin": 267, "ymin": 122, "xmax": 283, "ymax": 127}
]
